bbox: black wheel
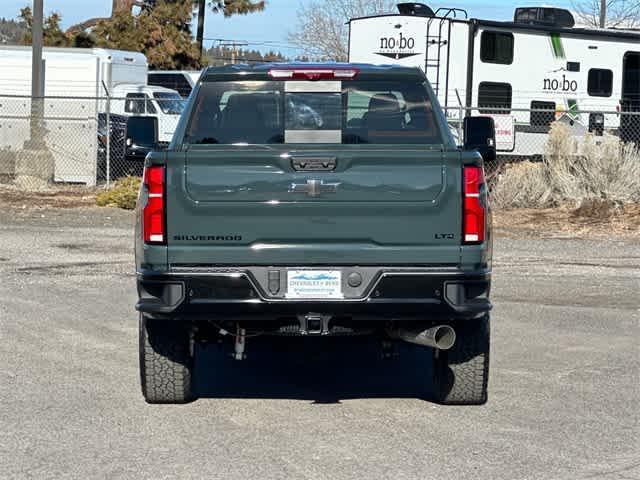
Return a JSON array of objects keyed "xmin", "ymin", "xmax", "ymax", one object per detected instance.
[
  {"xmin": 432, "ymin": 315, "xmax": 490, "ymax": 405},
  {"xmin": 139, "ymin": 314, "xmax": 194, "ymax": 404}
]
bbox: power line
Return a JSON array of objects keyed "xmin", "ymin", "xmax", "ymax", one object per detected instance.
[{"xmin": 203, "ymin": 37, "xmax": 303, "ymax": 52}]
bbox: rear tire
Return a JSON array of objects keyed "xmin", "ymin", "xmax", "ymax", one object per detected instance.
[
  {"xmin": 432, "ymin": 315, "xmax": 490, "ymax": 405},
  {"xmin": 139, "ymin": 314, "xmax": 194, "ymax": 404}
]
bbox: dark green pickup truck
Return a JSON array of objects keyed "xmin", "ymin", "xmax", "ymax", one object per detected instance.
[{"xmin": 133, "ymin": 63, "xmax": 494, "ymax": 405}]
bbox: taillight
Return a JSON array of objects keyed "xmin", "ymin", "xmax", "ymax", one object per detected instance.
[
  {"xmin": 463, "ymin": 165, "xmax": 486, "ymax": 244},
  {"xmin": 143, "ymin": 165, "xmax": 165, "ymax": 244},
  {"xmin": 268, "ymin": 67, "xmax": 359, "ymax": 81}
]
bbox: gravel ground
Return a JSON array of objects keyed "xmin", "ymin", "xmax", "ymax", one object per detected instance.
[{"xmin": 0, "ymin": 206, "xmax": 638, "ymax": 480}]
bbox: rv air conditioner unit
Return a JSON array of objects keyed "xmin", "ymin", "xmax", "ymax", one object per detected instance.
[
  {"xmin": 397, "ymin": 3, "xmax": 435, "ymax": 17},
  {"xmin": 514, "ymin": 7, "xmax": 575, "ymax": 28}
]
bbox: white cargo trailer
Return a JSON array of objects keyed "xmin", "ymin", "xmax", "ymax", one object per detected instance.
[
  {"xmin": 0, "ymin": 46, "xmax": 183, "ymax": 184},
  {"xmin": 348, "ymin": 4, "xmax": 640, "ymax": 156}
]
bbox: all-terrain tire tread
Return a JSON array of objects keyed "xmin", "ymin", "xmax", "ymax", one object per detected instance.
[
  {"xmin": 139, "ymin": 315, "xmax": 193, "ymax": 404},
  {"xmin": 433, "ymin": 315, "xmax": 490, "ymax": 405}
]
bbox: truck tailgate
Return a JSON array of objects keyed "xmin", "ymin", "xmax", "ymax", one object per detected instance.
[{"xmin": 166, "ymin": 145, "xmax": 462, "ymax": 265}]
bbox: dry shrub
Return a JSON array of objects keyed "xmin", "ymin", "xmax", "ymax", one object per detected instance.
[
  {"xmin": 544, "ymin": 122, "xmax": 640, "ymax": 203},
  {"xmin": 542, "ymin": 122, "xmax": 582, "ymax": 201},
  {"xmin": 579, "ymin": 136, "xmax": 640, "ymax": 202},
  {"xmin": 95, "ymin": 176, "xmax": 141, "ymax": 210},
  {"xmin": 493, "ymin": 122, "xmax": 640, "ymax": 210},
  {"xmin": 571, "ymin": 198, "xmax": 618, "ymax": 220},
  {"xmin": 491, "ymin": 161, "xmax": 551, "ymax": 209}
]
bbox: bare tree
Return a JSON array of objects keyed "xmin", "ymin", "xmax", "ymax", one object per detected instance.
[
  {"xmin": 573, "ymin": 0, "xmax": 640, "ymax": 28},
  {"xmin": 288, "ymin": 0, "xmax": 395, "ymax": 61}
]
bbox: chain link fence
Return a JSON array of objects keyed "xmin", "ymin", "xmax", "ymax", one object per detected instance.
[
  {"xmin": 443, "ymin": 105, "xmax": 640, "ymax": 176},
  {"xmin": 0, "ymin": 94, "xmax": 186, "ymax": 190},
  {"xmin": 1, "ymin": 94, "xmax": 639, "ymax": 192}
]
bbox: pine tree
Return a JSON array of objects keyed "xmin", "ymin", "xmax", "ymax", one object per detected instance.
[
  {"xmin": 19, "ymin": 8, "xmax": 72, "ymax": 47},
  {"xmin": 91, "ymin": 1, "xmax": 201, "ymax": 69},
  {"xmin": 204, "ymin": 45, "xmax": 287, "ymax": 66},
  {"xmin": 16, "ymin": 0, "xmax": 266, "ymax": 69},
  {"xmin": 207, "ymin": 1, "xmax": 264, "ymax": 16},
  {"xmin": 0, "ymin": 17, "xmax": 27, "ymax": 44}
]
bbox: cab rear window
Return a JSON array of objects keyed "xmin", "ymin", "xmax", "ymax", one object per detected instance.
[{"xmin": 184, "ymin": 80, "xmax": 442, "ymax": 145}]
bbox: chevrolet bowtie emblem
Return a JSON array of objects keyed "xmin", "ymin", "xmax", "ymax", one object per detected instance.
[{"xmin": 289, "ymin": 179, "xmax": 341, "ymax": 197}]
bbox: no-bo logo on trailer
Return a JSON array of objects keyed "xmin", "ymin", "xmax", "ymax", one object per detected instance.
[
  {"xmin": 543, "ymin": 74, "xmax": 578, "ymax": 92},
  {"xmin": 376, "ymin": 32, "xmax": 420, "ymax": 60}
]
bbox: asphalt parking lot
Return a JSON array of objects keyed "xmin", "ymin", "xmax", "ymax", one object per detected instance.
[{"xmin": 0, "ymin": 206, "xmax": 638, "ymax": 480}]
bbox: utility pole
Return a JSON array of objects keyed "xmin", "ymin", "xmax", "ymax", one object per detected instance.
[
  {"xmin": 217, "ymin": 40, "xmax": 248, "ymax": 65},
  {"xmin": 29, "ymin": 0, "xmax": 44, "ymax": 147},
  {"xmin": 599, "ymin": 0, "xmax": 606, "ymax": 28},
  {"xmin": 196, "ymin": 0, "xmax": 206, "ymax": 58},
  {"xmin": 17, "ymin": 0, "xmax": 54, "ymax": 190}
]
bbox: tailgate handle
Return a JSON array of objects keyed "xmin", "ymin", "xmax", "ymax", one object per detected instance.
[{"xmin": 291, "ymin": 156, "xmax": 337, "ymax": 172}]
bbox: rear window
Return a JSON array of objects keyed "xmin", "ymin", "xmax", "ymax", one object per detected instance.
[
  {"xmin": 184, "ymin": 80, "xmax": 442, "ymax": 145},
  {"xmin": 148, "ymin": 73, "xmax": 193, "ymax": 98},
  {"xmin": 153, "ymin": 91, "xmax": 186, "ymax": 115}
]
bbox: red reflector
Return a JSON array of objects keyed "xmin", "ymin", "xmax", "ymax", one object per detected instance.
[
  {"xmin": 143, "ymin": 165, "xmax": 165, "ymax": 245},
  {"xmin": 268, "ymin": 68, "xmax": 359, "ymax": 81},
  {"xmin": 463, "ymin": 166, "xmax": 486, "ymax": 244}
]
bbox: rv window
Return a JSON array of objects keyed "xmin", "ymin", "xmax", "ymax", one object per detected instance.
[
  {"xmin": 530, "ymin": 101, "xmax": 556, "ymax": 127},
  {"xmin": 567, "ymin": 62, "xmax": 580, "ymax": 72},
  {"xmin": 514, "ymin": 8, "xmax": 537, "ymax": 22},
  {"xmin": 553, "ymin": 9, "xmax": 575, "ymax": 27},
  {"xmin": 125, "ymin": 93, "xmax": 157, "ymax": 114},
  {"xmin": 478, "ymin": 82, "xmax": 512, "ymax": 114},
  {"xmin": 588, "ymin": 69, "xmax": 613, "ymax": 97},
  {"xmin": 480, "ymin": 31, "xmax": 514, "ymax": 65}
]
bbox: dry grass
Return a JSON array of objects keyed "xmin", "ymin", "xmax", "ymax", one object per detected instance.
[
  {"xmin": 0, "ymin": 177, "xmax": 141, "ymax": 210},
  {"xmin": 492, "ymin": 123, "xmax": 640, "ymax": 233},
  {"xmin": 494, "ymin": 202, "xmax": 640, "ymax": 238},
  {"xmin": 491, "ymin": 161, "xmax": 551, "ymax": 209},
  {"xmin": 0, "ymin": 184, "xmax": 98, "ymax": 208},
  {"xmin": 95, "ymin": 177, "xmax": 141, "ymax": 210},
  {"xmin": 543, "ymin": 123, "xmax": 640, "ymax": 203}
]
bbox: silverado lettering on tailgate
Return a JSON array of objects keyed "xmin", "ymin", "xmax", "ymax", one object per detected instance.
[{"xmin": 173, "ymin": 235, "xmax": 243, "ymax": 241}]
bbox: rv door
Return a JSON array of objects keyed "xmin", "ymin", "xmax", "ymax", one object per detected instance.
[{"xmin": 621, "ymin": 52, "xmax": 640, "ymax": 143}]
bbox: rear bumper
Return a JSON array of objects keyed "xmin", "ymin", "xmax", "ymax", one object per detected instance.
[{"xmin": 136, "ymin": 266, "xmax": 491, "ymax": 321}]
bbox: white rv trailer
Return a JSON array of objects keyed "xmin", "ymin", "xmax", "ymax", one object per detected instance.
[
  {"xmin": 0, "ymin": 46, "xmax": 183, "ymax": 184},
  {"xmin": 348, "ymin": 4, "xmax": 640, "ymax": 156}
]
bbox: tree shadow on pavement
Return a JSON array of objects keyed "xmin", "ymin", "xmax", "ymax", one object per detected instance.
[{"xmin": 193, "ymin": 335, "xmax": 434, "ymax": 403}]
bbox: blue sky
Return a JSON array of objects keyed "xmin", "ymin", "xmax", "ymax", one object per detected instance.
[{"xmin": 1, "ymin": 1, "xmax": 574, "ymax": 56}]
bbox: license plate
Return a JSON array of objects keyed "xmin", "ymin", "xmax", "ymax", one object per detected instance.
[{"xmin": 286, "ymin": 270, "xmax": 343, "ymax": 299}]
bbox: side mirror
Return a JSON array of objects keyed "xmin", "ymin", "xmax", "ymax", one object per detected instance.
[
  {"xmin": 125, "ymin": 116, "xmax": 159, "ymax": 162},
  {"xmin": 463, "ymin": 116, "xmax": 497, "ymax": 162}
]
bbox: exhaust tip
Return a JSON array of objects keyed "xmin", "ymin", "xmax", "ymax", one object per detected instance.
[
  {"xmin": 433, "ymin": 325, "xmax": 456, "ymax": 350},
  {"xmin": 391, "ymin": 324, "xmax": 457, "ymax": 350}
]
